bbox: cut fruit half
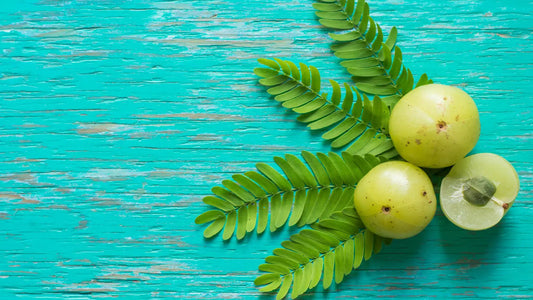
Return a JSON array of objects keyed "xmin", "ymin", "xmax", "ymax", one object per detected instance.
[{"xmin": 440, "ymin": 153, "xmax": 519, "ymax": 231}]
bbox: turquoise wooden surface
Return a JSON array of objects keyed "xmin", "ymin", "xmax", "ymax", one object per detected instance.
[{"xmin": 0, "ymin": 0, "xmax": 531, "ymax": 298}]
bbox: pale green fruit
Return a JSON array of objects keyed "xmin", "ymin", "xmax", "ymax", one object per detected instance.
[
  {"xmin": 389, "ymin": 84, "xmax": 480, "ymax": 168},
  {"xmin": 353, "ymin": 161, "xmax": 437, "ymax": 239},
  {"xmin": 440, "ymin": 153, "xmax": 519, "ymax": 231}
]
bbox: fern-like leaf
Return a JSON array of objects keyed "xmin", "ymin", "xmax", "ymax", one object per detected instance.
[
  {"xmin": 254, "ymin": 207, "xmax": 391, "ymax": 299},
  {"xmin": 255, "ymin": 58, "xmax": 397, "ymax": 157},
  {"xmin": 195, "ymin": 151, "xmax": 386, "ymax": 240},
  {"xmin": 314, "ymin": 0, "xmax": 433, "ymax": 106}
]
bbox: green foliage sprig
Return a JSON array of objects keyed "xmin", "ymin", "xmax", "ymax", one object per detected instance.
[
  {"xmin": 314, "ymin": 0, "xmax": 432, "ymax": 106},
  {"xmin": 254, "ymin": 207, "xmax": 391, "ymax": 299},
  {"xmin": 254, "ymin": 58, "xmax": 396, "ymax": 157},
  {"xmin": 196, "ymin": 0, "xmax": 433, "ymax": 298},
  {"xmin": 195, "ymin": 151, "xmax": 385, "ymax": 240}
]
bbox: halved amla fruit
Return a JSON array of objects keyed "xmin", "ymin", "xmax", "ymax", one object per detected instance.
[{"xmin": 440, "ymin": 153, "xmax": 520, "ymax": 230}]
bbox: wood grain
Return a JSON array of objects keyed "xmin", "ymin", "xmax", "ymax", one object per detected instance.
[{"xmin": 0, "ymin": 0, "xmax": 531, "ymax": 298}]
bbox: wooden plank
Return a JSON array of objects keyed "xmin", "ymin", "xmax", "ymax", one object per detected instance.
[{"xmin": 0, "ymin": 0, "xmax": 531, "ymax": 298}]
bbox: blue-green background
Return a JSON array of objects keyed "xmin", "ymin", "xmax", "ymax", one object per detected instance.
[{"xmin": 0, "ymin": 0, "xmax": 531, "ymax": 298}]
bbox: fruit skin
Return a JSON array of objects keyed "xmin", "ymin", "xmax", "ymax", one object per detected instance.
[
  {"xmin": 440, "ymin": 153, "xmax": 520, "ymax": 231},
  {"xmin": 389, "ymin": 83, "xmax": 480, "ymax": 168},
  {"xmin": 353, "ymin": 161, "xmax": 437, "ymax": 239}
]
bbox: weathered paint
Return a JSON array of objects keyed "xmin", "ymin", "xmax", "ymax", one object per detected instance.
[{"xmin": 0, "ymin": 0, "xmax": 531, "ymax": 298}]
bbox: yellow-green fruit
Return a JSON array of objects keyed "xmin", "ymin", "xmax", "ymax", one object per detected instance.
[
  {"xmin": 389, "ymin": 84, "xmax": 480, "ymax": 168},
  {"xmin": 353, "ymin": 161, "xmax": 436, "ymax": 239},
  {"xmin": 440, "ymin": 153, "xmax": 520, "ymax": 231}
]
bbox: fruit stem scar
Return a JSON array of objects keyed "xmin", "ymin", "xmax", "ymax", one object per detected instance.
[
  {"xmin": 436, "ymin": 121, "xmax": 447, "ymax": 132},
  {"xmin": 382, "ymin": 205, "xmax": 391, "ymax": 214}
]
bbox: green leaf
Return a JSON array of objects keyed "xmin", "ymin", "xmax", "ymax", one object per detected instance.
[
  {"xmin": 246, "ymin": 202, "xmax": 257, "ymax": 232},
  {"xmin": 287, "ymin": 60, "xmax": 301, "ymax": 81},
  {"xmin": 255, "ymin": 273, "xmax": 281, "ymax": 286},
  {"xmin": 259, "ymin": 263, "xmax": 291, "ymax": 275},
  {"xmin": 345, "ymin": 128, "xmax": 377, "ymax": 155},
  {"xmin": 258, "ymin": 58, "xmax": 280, "ymax": 70},
  {"xmin": 322, "ymin": 118, "xmax": 357, "ymax": 141},
  {"xmin": 343, "ymin": 238, "xmax": 356, "ymax": 275},
  {"xmin": 211, "ymin": 186, "xmax": 244, "ymax": 207},
  {"xmin": 274, "ymin": 57, "xmax": 292, "ymax": 75},
  {"xmin": 323, "ymin": 251, "xmax": 335, "ymax": 289},
  {"xmin": 267, "ymin": 80, "xmax": 298, "ymax": 95},
  {"xmin": 371, "ymin": 24, "xmax": 383, "ymax": 52},
  {"xmin": 274, "ymin": 248, "xmax": 308, "ymax": 266},
  {"xmin": 379, "ymin": 44, "xmax": 392, "ymax": 69},
  {"xmin": 331, "ymin": 123, "xmax": 366, "ymax": 148},
  {"xmin": 320, "ymin": 19, "xmax": 353, "ymax": 30},
  {"xmin": 222, "ymin": 179, "xmax": 255, "ymax": 203},
  {"xmin": 203, "ymin": 196, "xmax": 234, "ymax": 212},
  {"xmin": 236, "ymin": 206, "xmax": 248, "ymax": 240},
  {"xmin": 365, "ymin": 18, "xmax": 377, "ymax": 43},
  {"xmin": 256, "ymin": 163, "xmax": 292, "ymax": 192},
  {"xmin": 203, "ymin": 217, "xmax": 225, "ymax": 238},
  {"xmin": 266, "ymin": 255, "xmax": 300, "ymax": 270},
  {"xmin": 270, "ymin": 194, "xmax": 282, "ymax": 232},
  {"xmin": 364, "ymin": 229, "xmax": 374, "ymax": 261},
  {"xmin": 259, "ymin": 74, "xmax": 288, "ymax": 86},
  {"xmin": 329, "ymin": 31, "xmax": 362, "ymax": 42},
  {"xmin": 281, "ymin": 92, "xmax": 317, "ymax": 109},
  {"xmin": 277, "ymin": 192, "xmax": 293, "ymax": 228},
  {"xmin": 334, "ymin": 244, "xmax": 345, "ymax": 284},
  {"xmin": 291, "ymin": 268, "xmax": 305, "ymax": 299},
  {"xmin": 310, "ymin": 257, "xmax": 323, "ymax": 289},
  {"xmin": 245, "ymin": 171, "xmax": 278, "ymax": 195},
  {"xmin": 292, "ymin": 96, "xmax": 327, "ymax": 114},
  {"xmin": 301, "ymin": 151, "xmax": 330, "ymax": 186},
  {"xmin": 259, "ymin": 278, "xmax": 282, "ymax": 292},
  {"xmin": 254, "ymin": 67, "xmax": 281, "ymax": 78},
  {"xmin": 310, "ymin": 65, "xmax": 321, "ymax": 93},
  {"xmin": 345, "ymin": 0, "xmax": 356, "ymax": 16},
  {"xmin": 298, "ymin": 104, "xmax": 336, "ymax": 124},
  {"xmin": 308, "ymin": 110, "xmax": 346, "ymax": 130},
  {"xmin": 300, "ymin": 62, "xmax": 311, "ymax": 86},
  {"xmin": 373, "ymin": 234, "xmax": 383, "ymax": 254},
  {"xmin": 257, "ymin": 198, "xmax": 269, "ymax": 234},
  {"xmin": 353, "ymin": 232, "xmax": 364, "ymax": 268},
  {"xmin": 341, "ymin": 57, "xmax": 380, "ymax": 68},
  {"xmin": 300, "ymin": 229, "xmax": 339, "ymax": 248},
  {"xmin": 275, "ymin": 86, "xmax": 309, "ymax": 102},
  {"xmin": 195, "ymin": 210, "xmax": 225, "ymax": 224},
  {"xmin": 358, "ymin": 4, "xmax": 370, "ymax": 33},
  {"xmin": 384, "ymin": 26, "xmax": 398, "ymax": 49},
  {"xmin": 317, "ymin": 153, "xmax": 343, "ymax": 187},
  {"xmin": 282, "ymin": 240, "xmax": 320, "ymax": 260},
  {"xmin": 330, "ymin": 79, "xmax": 342, "ymax": 106},
  {"xmin": 288, "ymin": 190, "xmax": 306, "ymax": 226},
  {"xmin": 274, "ymin": 156, "xmax": 306, "ymax": 189},
  {"xmin": 297, "ymin": 188, "xmax": 318, "ymax": 226},
  {"xmin": 313, "ymin": 2, "xmax": 341, "ymax": 11},
  {"xmin": 232, "ymin": 174, "xmax": 266, "ymax": 198},
  {"xmin": 277, "ymin": 274, "xmax": 293, "ymax": 300},
  {"xmin": 285, "ymin": 154, "xmax": 317, "ymax": 187},
  {"xmin": 222, "ymin": 211, "xmax": 237, "ymax": 240},
  {"xmin": 328, "ymin": 152, "xmax": 355, "ymax": 185}
]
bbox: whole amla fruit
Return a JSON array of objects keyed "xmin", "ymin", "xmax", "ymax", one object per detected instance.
[
  {"xmin": 389, "ymin": 84, "xmax": 481, "ymax": 168},
  {"xmin": 353, "ymin": 161, "xmax": 437, "ymax": 239}
]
